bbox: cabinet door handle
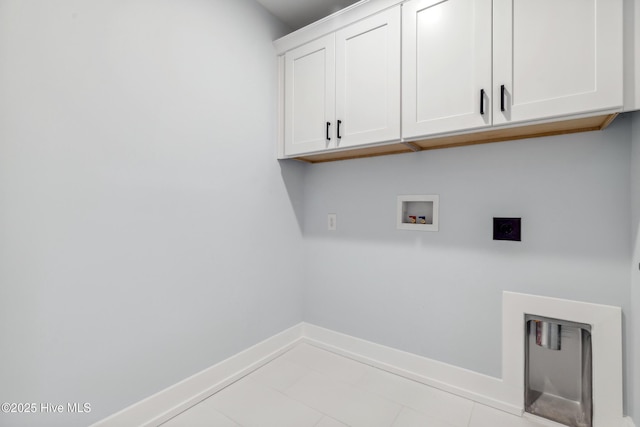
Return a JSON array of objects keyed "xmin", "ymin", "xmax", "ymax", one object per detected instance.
[
  {"xmin": 326, "ymin": 122, "xmax": 331, "ymax": 141},
  {"xmin": 500, "ymin": 85, "xmax": 506, "ymax": 112},
  {"xmin": 337, "ymin": 120, "xmax": 342, "ymax": 139},
  {"xmin": 480, "ymin": 89, "xmax": 485, "ymax": 115}
]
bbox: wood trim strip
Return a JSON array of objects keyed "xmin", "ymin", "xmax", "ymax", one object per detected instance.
[
  {"xmin": 599, "ymin": 113, "xmax": 619, "ymax": 130},
  {"xmin": 289, "ymin": 114, "xmax": 618, "ymax": 164},
  {"xmin": 402, "ymin": 141, "xmax": 422, "ymax": 152}
]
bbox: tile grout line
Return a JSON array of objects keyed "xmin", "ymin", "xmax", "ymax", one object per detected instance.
[
  {"xmin": 205, "ymin": 399, "xmax": 250, "ymax": 427},
  {"xmin": 465, "ymin": 402, "xmax": 477, "ymax": 427},
  {"xmin": 218, "ymin": 344, "xmax": 345, "ymax": 425},
  {"xmin": 387, "ymin": 405, "xmax": 405, "ymax": 427},
  {"xmin": 279, "ymin": 344, "xmax": 372, "ymax": 389},
  {"xmin": 302, "ymin": 339, "xmax": 481, "ymax": 422},
  {"xmin": 277, "ymin": 347, "xmax": 405, "ymax": 426},
  {"xmin": 253, "ymin": 377, "xmax": 329, "ymax": 422},
  {"xmin": 313, "ymin": 415, "xmax": 347, "ymax": 427},
  {"xmin": 176, "ymin": 342, "xmax": 524, "ymax": 427},
  {"xmin": 352, "ymin": 364, "xmax": 475, "ymax": 427},
  {"xmin": 282, "ymin": 342, "xmax": 474, "ymax": 427},
  {"xmin": 263, "ymin": 373, "xmax": 348, "ymax": 424}
]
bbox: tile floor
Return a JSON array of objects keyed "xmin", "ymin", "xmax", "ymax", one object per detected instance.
[{"xmin": 160, "ymin": 343, "xmax": 549, "ymax": 427}]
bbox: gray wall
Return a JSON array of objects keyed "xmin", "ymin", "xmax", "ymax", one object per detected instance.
[
  {"xmin": 631, "ymin": 112, "xmax": 640, "ymax": 421},
  {"xmin": 0, "ymin": 1, "xmax": 303, "ymax": 426},
  {"xmin": 303, "ymin": 116, "xmax": 633, "ymax": 411}
]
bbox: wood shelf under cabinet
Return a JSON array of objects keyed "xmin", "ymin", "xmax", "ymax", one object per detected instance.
[{"xmin": 291, "ymin": 113, "xmax": 618, "ymax": 164}]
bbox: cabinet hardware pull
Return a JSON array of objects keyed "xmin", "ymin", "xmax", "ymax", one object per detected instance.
[
  {"xmin": 326, "ymin": 122, "xmax": 331, "ymax": 141},
  {"xmin": 480, "ymin": 89, "xmax": 485, "ymax": 115},
  {"xmin": 337, "ymin": 120, "xmax": 342, "ymax": 139},
  {"xmin": 500, "ymin": 85, "xmax": 506, "ymax": 112}
]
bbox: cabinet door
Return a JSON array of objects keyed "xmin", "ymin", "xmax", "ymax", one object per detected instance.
[
  {"xmin": 402, "ymin": 0, "xmax": 492, "ymax": 139},
  {"xmin": 493, "ymin": 0, "xmax": 622, "ymax": 125},
  {"xmin": 284, "ymin": 34, "xmax": 336, "ymax": 156},
  {"xmin": 335, "ymin": 7, "xmax": 401, "ymax": 148}
]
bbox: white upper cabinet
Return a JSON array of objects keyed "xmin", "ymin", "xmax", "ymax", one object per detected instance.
[
  {"xmin": 277, "ymin": 0, "xmax": 623, "ymax": 161},
  {"xmin": 402, "ymin": 0, "xmax": 492, "ymax": 139},
  {"xmin": 283, "ymin": 7, "xmax": 400, "ymax": 156},
  {"xmin": 493, "ymin": 0, "xmax": 622, "ymax": 125},
  {"xmin": 335, "ymin": 7, "xmax": 401, "ymax": 148},
  {"xmin": 284, "ymin": 34, "xmax": 335, "ymax": 156}
]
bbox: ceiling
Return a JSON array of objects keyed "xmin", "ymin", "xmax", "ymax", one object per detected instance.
[{"xmin": 255, "ymin": 0, "xmax": 361, "ymax": 31}]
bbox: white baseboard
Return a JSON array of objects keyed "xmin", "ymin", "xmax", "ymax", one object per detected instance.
[
  {"xmin": 301, "ymin": 323, "xmax": 522, "ymax": 416},
  {"xmin": 91, "ymin": 321, "xmax": 631, "ymax": 427},
  {"xmin": 90, "ymin": 324, "xmax": 305, "ymax": 427}
]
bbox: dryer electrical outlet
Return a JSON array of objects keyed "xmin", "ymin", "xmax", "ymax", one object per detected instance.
[{"xmin": 493, "ymin": 217, "xmax": 521, "ymax": 241}]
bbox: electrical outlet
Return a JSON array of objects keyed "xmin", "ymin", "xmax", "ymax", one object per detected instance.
[{"xmin": 328, "ymin": 213, "xmax": 337, "ymax": 231}]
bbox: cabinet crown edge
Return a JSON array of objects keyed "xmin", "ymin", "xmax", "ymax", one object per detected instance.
[{"xmin": 274, "ymin": 0, "xmax": 403, "ymax": 55}]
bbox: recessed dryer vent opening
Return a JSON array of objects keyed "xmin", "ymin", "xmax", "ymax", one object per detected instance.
[{"xmin": 525, "ymin": 314, "xmax": 592, "ymax": 427}]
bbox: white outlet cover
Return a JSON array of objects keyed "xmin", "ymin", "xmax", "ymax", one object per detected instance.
[{"xmin": 328, "ymin": 213, "xmax": 337, "ymax": 231}]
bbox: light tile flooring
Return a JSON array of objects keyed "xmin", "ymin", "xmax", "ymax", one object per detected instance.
[{"xmin": 161, "ymin": 343, "xmax": 548, "ymax": 427}]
